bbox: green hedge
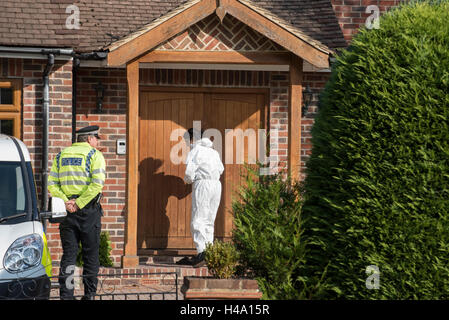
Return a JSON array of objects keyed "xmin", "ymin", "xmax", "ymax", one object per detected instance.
[
  {"xmin": 205, "ymin": 240, "xmax": 240, "ymax": 279},
  {"xmin": 301, "ymin": 0, "xmax": 449, "ymax": 299},
  {"xmin": 232, "ymin": 167, "xmax": 306, "ymax": 299}
]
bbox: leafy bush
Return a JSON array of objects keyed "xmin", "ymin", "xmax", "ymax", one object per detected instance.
[
  {"xmin": 77, "ymin": 231, "xmax": 114, "ymax": 267},
  {"xmin": 232, "ymin": 166, "xmax": 307, "ymax": 299},
  {"xmin": 205, "ymin": 240, "xmax": 239, "ymax": 279},
  {"xmin": 301, "ymin": 0, "xmax": 449, "ymax": 299}
]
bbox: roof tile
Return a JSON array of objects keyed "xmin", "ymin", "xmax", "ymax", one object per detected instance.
[{"xmin": 0, "ymin": 0, "xmax": 346, "ymax": 52}]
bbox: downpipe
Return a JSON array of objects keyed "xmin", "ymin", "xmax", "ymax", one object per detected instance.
[
  {"xmin": 42, "ymin": 53, "xmax": 54, "ymax": 212},
  {"xmin": 72, "ymin": 57, "xmax": 80, "ymax": 143}
]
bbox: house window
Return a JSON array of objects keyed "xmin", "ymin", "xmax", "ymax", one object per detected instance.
[
  {"xmin": 0, "ymin": 119, "xmax": 14, "ymax": 136},
  {"xmin": 0, "ymin": 79, "xmax": 22, "ymax": 138},
  {"xmin": 0, "ymin": 88, "xmax": 13, "ymax": 105}
]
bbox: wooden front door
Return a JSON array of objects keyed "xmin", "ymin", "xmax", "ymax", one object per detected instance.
[{"xmin": 138, "ymin": 88, "xmax": 267, "ymax": 251}]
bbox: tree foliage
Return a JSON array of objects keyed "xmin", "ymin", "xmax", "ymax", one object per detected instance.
[
  {"xmin": 232, "ymin": 167, "xmax": 307, "ymax": 299},
  {"xmin": 301, "ymin": 0, "xmax": 449, "ymax": 299}
]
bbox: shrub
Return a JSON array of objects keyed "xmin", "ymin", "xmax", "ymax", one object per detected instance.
[
  {"xmin": 205, "ymin": 240, "xmax": 239, "ymax": 279},
  {"xmin": 77, "ymin": 231, "xmax": 114, "ymax": 267},
  {"xmin": 232, "ymin": 166, "xmax": 307, "ymax": 299},
  {"xmin": 301, "ymin": 0, "xmax": 449, "ymax": 299}
]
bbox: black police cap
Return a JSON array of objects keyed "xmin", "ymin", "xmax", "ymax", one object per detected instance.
[{"xmin": 76, "ymin": 125, "xmax": 101, "ymax": 139}]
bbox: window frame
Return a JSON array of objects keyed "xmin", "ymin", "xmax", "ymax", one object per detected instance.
[
  {"xmin": 0, "ymin": 112, "xmax": 21, "ymax": 138},
  {"xmin": 0, "ymin": 78, "xmax": 22, "ymax": 138}
]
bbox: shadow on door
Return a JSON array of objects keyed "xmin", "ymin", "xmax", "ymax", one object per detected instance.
[{"xmin": 137, "ymin": 157, "xmax": 191, "ymax": 249}]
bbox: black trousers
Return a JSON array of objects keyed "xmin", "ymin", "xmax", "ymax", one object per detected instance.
[{"xmin": 58, "ymin": 201, "xmax": 102, "ymax": 299}]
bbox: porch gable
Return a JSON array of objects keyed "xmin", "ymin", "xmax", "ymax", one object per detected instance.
[{"xmin": 106, "ymin": 0, "xmax": 332, "ymax": 68}]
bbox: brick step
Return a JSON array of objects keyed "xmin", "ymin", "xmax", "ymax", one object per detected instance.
[
  {"xmin": 137, "ymin": 249, "xmax": 198, "ymax": 259},
  {"xmin": 139, "ymin": 254, "xmax": 196, "ymax": 265},
  {"xmin": 51, "ymin": 263, "xmax": 211, "ymax": 285},
  {"xmin": 50, "ymin": 263, "xmax": 211, "ymax": 300}
]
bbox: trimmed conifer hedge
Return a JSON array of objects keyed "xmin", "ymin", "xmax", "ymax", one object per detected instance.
[{"xmin": 301, "ymin": 0, "xmax": 449, "ymax": 299}]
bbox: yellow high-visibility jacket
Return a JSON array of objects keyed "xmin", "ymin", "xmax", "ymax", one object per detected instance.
[{"xmin": 48, "ymin": 142, "xmax": 106, "ymax": 209}]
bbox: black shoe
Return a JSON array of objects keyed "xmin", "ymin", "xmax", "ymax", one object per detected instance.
[
  {"xmin": 176, "ymin": 256, "xmax": 193, "ymax": 265},
  {"xmin": 81, "ymin": 295, "xmax": 95, "ymax": 300},
  {"xmin": 192, "ymin": 252, "xmax": 206, "ymax": 268}
]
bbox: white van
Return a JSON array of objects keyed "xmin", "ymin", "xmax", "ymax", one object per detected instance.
[{"xmin": 0, "ymin": 134, "xmax": 66, "ymax": 300}]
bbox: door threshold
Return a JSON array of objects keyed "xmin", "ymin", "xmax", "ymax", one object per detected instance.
[{"xmin": 138, "ymin": 249, "xmax": 197, "ymax": 256}]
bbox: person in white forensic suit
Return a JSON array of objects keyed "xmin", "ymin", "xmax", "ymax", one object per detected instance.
[{"xmin": 176, "ymin": 128, "xmax": 224, "ymax": 267}]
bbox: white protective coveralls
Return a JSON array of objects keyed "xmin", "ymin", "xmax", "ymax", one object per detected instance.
[{"xmin": 184, "ymin": 137, "xmax": 224, "ymax": 254}]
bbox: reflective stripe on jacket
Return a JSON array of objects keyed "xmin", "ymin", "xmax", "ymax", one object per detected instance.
[
  {"xmin": 48, "ymin": 142, "xmax": 106, "ymax": 209},
  {"xmin": 41, "ymin": 232, "xmax": 52, "ymax": 277}
]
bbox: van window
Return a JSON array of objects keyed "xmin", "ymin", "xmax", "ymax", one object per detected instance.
[
  {"xmin": 0, "ymin": 162, "xmax": 28, "ymax": 219},
  {"xmin": 16, "ymin": 165, "xmax": 26, "ymax": 210}
]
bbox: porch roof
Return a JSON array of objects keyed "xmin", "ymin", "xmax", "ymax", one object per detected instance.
[
  {"xmin": 0, "ymin": 0, "xmax": 346, "ymax": 55},
  {"xmin": 106, "ymin": 0, "xmax": 334, "ymax": 68}
]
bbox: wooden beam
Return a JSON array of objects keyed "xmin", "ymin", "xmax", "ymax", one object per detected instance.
[
  {"xmin": 222, "ymin": 0, "xmax": 330, "ymax": 69},
  {"xmin": 138, "ymin": 50, "xmax": 291, "ymax": 65},
  {"xmin": 122, "ymin": 60, "xmax": 140, "ymax": 268},
  {"xmin": 288, "ymin": 55, "xmax": 303, "ymax": 181},
  {"xmin": 107, "ymin": 0, "xmax": 217, "ymax": 67}
]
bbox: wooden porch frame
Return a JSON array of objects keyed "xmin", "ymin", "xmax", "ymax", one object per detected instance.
[
  {"xmin": 122, "ymin": 59, "xmax": 140, "ymax": 268},
  {"xmin": 289, "ymin": 55, "xmax": 303, "ymax": 180},
  {"xmin": 122, "ymin": 53, "xmax": 304, "ymax": 267},
  {"xmin": 107, "ymin": 0, "xmax": 217, "ymax": 67},
  {"xmin": 116, "ymin": 0, "xmax": 312, "ymax": 266},
  {"xmin": 107, "ymin": 0, "xmax": 330, "ymax": 69},
  {"xmin": 122, "ymin": 70, "xmax": 273, "ymax": 267},
  {"xmin": 219, "ymin": 0, "xmax": 329, "ymax": 68},
  {"xmin": 138, "ymin": 51, "xmax": 291, "ymax": 65}
]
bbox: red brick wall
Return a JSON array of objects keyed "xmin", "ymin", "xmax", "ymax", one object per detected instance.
[
  {"xmin": 157, "ymin": 14, "xmax": 285, "ymax": 52},
  {"xmin": 331, "ymin": 0, "xmax": 407, "ymax": 42},
  {"xmin": 75, "ymin": 67, "xmax": 127, "ymax": 266},
  {"xmin": 301, "ymin": 72, "xmax": 332, "ymax": 181},
  {"xmin": 0, "ymin": 57, "xmax": 73, "ymax": 272}
]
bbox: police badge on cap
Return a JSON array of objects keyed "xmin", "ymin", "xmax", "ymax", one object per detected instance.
[{"xmin": 76, "ymin": 125, "xmax": 101, "ymax": 139}]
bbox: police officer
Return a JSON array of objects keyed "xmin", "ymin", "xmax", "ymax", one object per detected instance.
[{"xmin": 48, "ymin": 125, "xmax": 106, "ymax": 300}]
